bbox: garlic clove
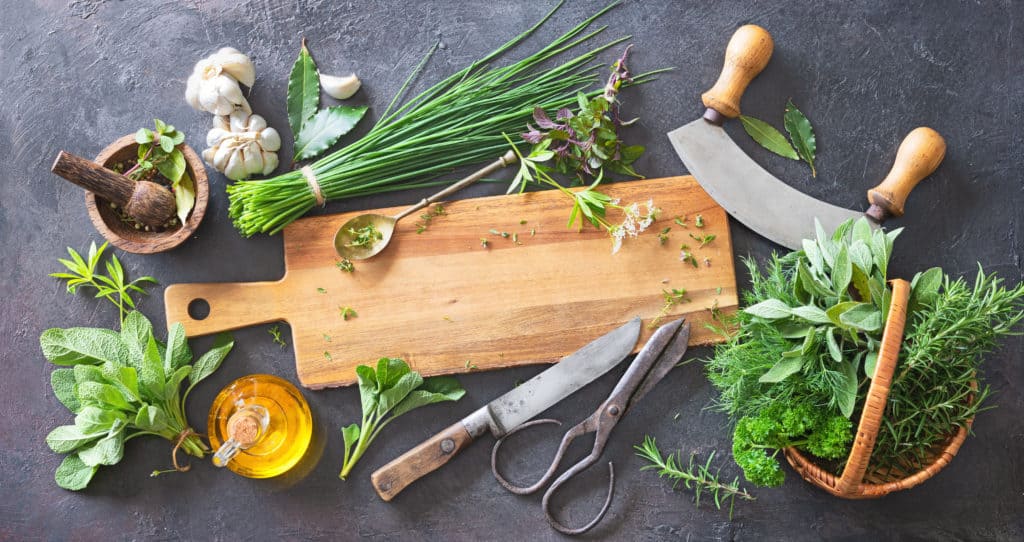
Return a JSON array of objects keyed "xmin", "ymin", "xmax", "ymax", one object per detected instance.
[
  {"xmin": 258, "ymin": 127, "xmax": 281, "ymax": 152},
  {"xmin": 206, "ymin": 127, "xmax": 232, "ymax": 147},
  {"xmin": 261, "ymin": 151, "xmax": 279, "ymax": 176},
  {"xmin": 215, "ymin": 75, "xmax": 245, "ymax": 106},
  {"xmin": 212, "ymin": 115, "xmax": 230, "ymax": 132},
  {"xmin": 320, "ymin": 73, "xmax": 361, "ymax": 100},
  {"xmin": 214, "ymin": 48, "xmax": 256, "ymax": 87},
  {"xmin": 247, "ymin": 113, "xmax": 267, "ymax": 132},
  {"xmin": 212, "ymin": 143, "xmax": 235, "ymax": 171},
  {"xmin": 185, "ymin": 71, "xmax": 202, "ymax": 110},
  {"xmin": 224, "ymin": 149, "xmax": 247, "ymax": 180},
  {"xmin": 242, "ymin": 142, "xmax": 264, "ymax": 175},
  {"xmin": 201, "ymin": 147, "xmax": 216, "ymax": 166},
  {"xmin": 229, "ymin": 110, "xmax": 250, "ymax": 132}
]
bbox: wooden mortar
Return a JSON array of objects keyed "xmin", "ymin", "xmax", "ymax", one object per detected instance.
[{"xmin": 85, "ymin": 134, "xmax": 209, "ymax": 254}]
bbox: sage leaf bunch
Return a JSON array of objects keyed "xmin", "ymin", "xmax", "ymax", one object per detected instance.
[
  {"xmin": 287, "ymin": 39, "xmax": 368, "ymax": 161},
  {"xmin": 339, "ymin": 358, "xmax": 465, "ymax": 480},
  {"xmin": 50, "ymin": 241, "xmax": 157, "ymax": 324},
  {"xmin": 739, "ymin": 99, "xmax": 817, "ymax": 176},
  {"xmin": 41, "ymin": 311, "xmax": 234, "ymax": 490}
]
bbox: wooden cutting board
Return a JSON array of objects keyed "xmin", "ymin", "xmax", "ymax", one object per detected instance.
[{"xmin": 164, "ymin": 176, "xmax": 738, "ymax": 389}]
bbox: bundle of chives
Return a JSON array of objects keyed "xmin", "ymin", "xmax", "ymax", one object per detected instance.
[{"xmin": 227, "ymin": 1, "xmax": 647, "ymax": 236}]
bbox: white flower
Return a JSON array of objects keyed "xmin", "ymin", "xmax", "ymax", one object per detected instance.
[
  {"xmin": 202, "ymin": 111, "xmax": 281, "ymax": 180},
  {"xmin": 185, "ymin": 47, "xmax": 255, "ymax": 115},
  {"xmin": 610, "ymin": 226, "xmax": 625, "ymax": 254}
]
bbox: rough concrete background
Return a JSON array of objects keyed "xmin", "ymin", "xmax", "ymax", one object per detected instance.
[{"xmin": 1, "ymin": 0, "xmax": 1021, "ymax": 540}]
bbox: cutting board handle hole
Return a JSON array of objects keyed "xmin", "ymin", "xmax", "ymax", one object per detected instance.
[{"xmin": 187, "ymin": 298, "xmax": 210, "ymax": 321}]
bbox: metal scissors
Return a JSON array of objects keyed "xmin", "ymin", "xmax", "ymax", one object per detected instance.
[{"xmin": 490, "ymin": 318, "xmax": 691, "ymax": 535}]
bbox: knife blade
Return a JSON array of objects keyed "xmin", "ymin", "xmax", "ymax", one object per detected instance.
[
  {"xmin": 668, "ymin": 25, "xmax": 946, "ymax": 250},
  {"xmin": 370, "ymin": 318, "xmax": 642, "ymax": 501}
]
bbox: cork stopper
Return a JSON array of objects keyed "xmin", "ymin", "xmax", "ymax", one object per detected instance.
[{"xmin": 227, "ymin": 409, "xmax": 263, "ymax": 447}]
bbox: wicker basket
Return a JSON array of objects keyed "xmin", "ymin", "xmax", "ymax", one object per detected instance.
[{"xmin": 783, "ymin": 279, "xmax": 972, "ymax": 498}]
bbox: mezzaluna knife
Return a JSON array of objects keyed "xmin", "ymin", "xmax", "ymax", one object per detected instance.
[
  {"xmin": 370, "ymin": 318, "xmax": 642, "ymax": 501},
  {"xmin": 668, "ymin": 25, "xmax": 946, "ymax": 250}
]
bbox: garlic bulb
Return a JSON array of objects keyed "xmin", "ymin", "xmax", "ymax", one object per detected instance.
[
  {"xmin": 321, "ymin": 73, "xmax": 361, "ymax": 99},
  {"xmin": 202, "ymin": 111, "xmax": 281, "ymax": 180},
  {"xmin": 186, "ymin": 47, "xmax": 256, "ymax": 116}
]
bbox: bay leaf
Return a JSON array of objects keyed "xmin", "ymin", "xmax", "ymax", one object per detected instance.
[
  {"xmin": 287, "ymin": 40, "xmax": 320, "ymax": 139},
  {"xmin": 783, "ymin": 99, "xmax": 817, "ymax": 176},
  {"xmin": 739, "ymin": 115, "xmax": 798, "ymax": 159},
  {"xmin": 294, "ymin": 106, "xmax": 368, "ymax": 161}
]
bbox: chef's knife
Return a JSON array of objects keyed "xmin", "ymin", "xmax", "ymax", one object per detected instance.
[
  {"xmin": 370, "ymin": 318, "xmax": 643, "ymax": 501},
  {"xmin": 668, "ymin": 25, "xmax": 946, "ymax": 250}
]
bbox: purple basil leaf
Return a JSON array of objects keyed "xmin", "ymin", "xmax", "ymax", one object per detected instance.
[{"xmin": 533, "ymin": 108, "xmax": 558, "ymax": 129}]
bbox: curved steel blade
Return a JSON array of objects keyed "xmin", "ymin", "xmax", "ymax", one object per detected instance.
[
  {"xmin": 668, "ymin": 119, "xmax": 875, "ymax": 250},
  {"xmin": 484, "ymin": 318, "xmax": 641, "ymax": 436}
]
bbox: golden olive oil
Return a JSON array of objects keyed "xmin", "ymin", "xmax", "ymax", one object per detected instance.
[{"xmin": 207, "ymin": 374, "xmax": 313, "ymax": 479}]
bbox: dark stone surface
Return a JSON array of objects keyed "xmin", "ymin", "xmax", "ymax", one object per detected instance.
[{"xmin": 1, "ymin": 1, "xmax": 1021, "ymax": 540}]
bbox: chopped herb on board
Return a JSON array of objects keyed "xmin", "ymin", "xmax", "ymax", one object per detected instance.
[
  {"xmin": 690, "ymin": 233, "xmax": 716, "ymax": 248},
  {"xmin": 339, "ymin": 306, "xmax": 357, "ymax": 320},
  {"xmin": 268, "ymin": 325, "xmax": 287, "ymax": 347},
  {"xmin": 317, "ymin": 287, "xmax": 327, "ymax": 294},
  {"xmin": 336, "ymin": 259, "xmax": 355, "ymax": 273}
]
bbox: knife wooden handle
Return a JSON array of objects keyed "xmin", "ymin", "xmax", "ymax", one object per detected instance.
[
  {"xmin": 702, "ymin": 24, "xmax": 773, "ymax": 121},
  {"xmin": 371, "ymin": 421, "xmax": 474, "ymax": 501},
  {"xmin": 866, "ymin": 127, "xmax": 946, "ymax": 222}
]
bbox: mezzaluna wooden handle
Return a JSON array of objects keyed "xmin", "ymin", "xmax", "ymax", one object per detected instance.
[
  {"xmin": 164, "ymin": 281, "xmax": 285, "ymax": 337},
  {"xmin": 701, "ymin": 24, "xmax": 773, "ymax": 122},
  {"xmin": 865, "ymin": 127, "xmax": 946, "ymax": 222},
  {"xmin": 371, "ymin": 421, "xmax": 474, "ymax": 501}
]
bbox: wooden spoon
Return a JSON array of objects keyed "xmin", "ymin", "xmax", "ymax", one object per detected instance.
[
  {"xmin": 334, "ymin": 150, "xmax": 518, "ymax": 260},
  {"xmin": 51, "ymin": 151, "xmax": 177, "ymax": 228}
]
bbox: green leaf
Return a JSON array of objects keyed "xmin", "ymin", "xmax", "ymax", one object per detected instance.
[
  {"xmin": 864, "ymin": 350, "xmax": 879, "ymax": 379},
  {"xmin": 783, "ymin": 99, "xmax": 816, "ymax": 176},
  {"xmin": 826, "ymin": 328, "xmax": 842, "ymax": 362},
  {"xmin": 391, "ymin": 376, "xmax": 466, "ymax": 418},
  {"xmin": 849, "ymin": 241, "xmax": 873, "ymax": 277},
  {"xmin": 797, "ymin": 261, "xmax": 833, "ymax": 298},
  {"xmin": 871, "ymin": 230, "xmax": 890, "ymax": 279},
  {"xmin": 743, "ymin": 299, "xmax": 791, "ymax": 320},
  {"xmin": 77, "ymin": 382, "xmax": 132, "ymax": 411},
  {"xmin": 287, "ymin": 40, "xmax": 320, "ymax": 139},
  {"xmin": 342, "ymin": 423, "xmax": 360, "ymax": 455},
  {"xmin": 134, "ymin": 404, "xmax": 169, "ymax": 432},
  {"xmin": 40, "ymin": 327, "xmax": 128, "ymax": 367},
  {"xmin": 826, "ymin": 301, "xmax": 862, "ymax": 327},
  {"xmin": 294, "ymin": 106, "xmax": 368, "ymax": 161},
  {"xmin": 78, "ymin": 430, "xmax": 125, "ymax": 467},
  {"xmin": 831, "ymin": 245, "xmax": 852, "ymax": 296},
  {"xmin": 164, "ymin": 322, "xmax": 192, "ymax": 372},
  {"xmin": 121, "ymin": 311, "xmax": 154, "ymax": 363},
  {"xmin": 836, "ymin": 361, "xmax": 858, "ymax": 418},
  {"xmin": 51, "ymin": 369, "xmax": 80, "ymax": 412},
  {"xmin": 165, "ymin": 365, "xmax": 192, "ymax": 399},
  {"xmin": 154, "ymin": 118, "xmax": 168, "ymax": 133},
  {"xmin": 46, "ymin": 425, "xmax": 100, "ymax": 454},
  {"xmin": 356, "ymin": 365, "xmax": 380, "ymax": 415},
  {"xmin": 909, "ymin": 266, "xmax": 944, "ymax": 314},
  {"xmin": 158, "ymin": 134, "xmax": 175, "ymax": 153},
  {"xmin": 376, "ymin": 371, "xmax": 424, "ymax": 417},
  {"xmin": 852, "ymin": 217, "xmax": 873, "ymax": 245},
  {"xmin": 375, "ymin": 357, "xmax": 412, "ymax": 391},
  {"xmin": 739, "ymin": 115, "xmax": 799, "ymax": 160},
  {"xmin": 851, "ymin": 265, "xmax": 872, "ymax": 303},
  {"xmin": 801, "ymin": 239, "xmax": 824, "ymax": 273},
  {"xmin": 55, "ymin": 454, "xmax": 98, "ymax": 491},
  {"xmin": 838, "ymin": 303, "xmax": 883, "ymax": 332},
  {"xmin": 758, "ymin": 357, "xmax": 803, "ymax": 383},
  {"xmin": 868, "ymin": 276, "xmax": 887, "ymax": 311},
  {"xmin": 134, "ymin": 128, "xmax": 154, "ymax": 144},
  {"xmin": 74, "ymin": 406, "xmax": 123, "ymax": 434},
  {"xmin": 173, "ymin": 171, "xmax": 196, "ymax": 225},
  {"xmin": 187, "ymin": 333, "xmax": 234, "ymax": 389},
  {"xmin": 138, "ymin": 334, "xmax": 166, "ymax": 400},
  {"xmin": 789, "ymin": 305, "xmax": 830, "ymax": 325}
]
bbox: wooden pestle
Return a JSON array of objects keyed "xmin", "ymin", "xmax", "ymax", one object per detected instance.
[{"xmin": 51, "ymin": 151, "xmax": 177, "ymax": 228}]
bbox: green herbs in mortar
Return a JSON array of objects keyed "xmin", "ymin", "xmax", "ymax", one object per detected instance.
[
  {"xmin": 706, "ymin": 217, "xmax": 1024, "ymax": 487},
  {"xmin": 340, "ymin": 358, "xmax": 465, "ymax": 479},
  {"xmin": 41, "ymin": 311, "xmax": 235, "ymax": 490},
  {"xmin": 228, "ymin": 1, "xmax": 665, "ymax": 236},
  {"xmin": 114, "ymin": 119, "xmax": 196, "ymax": 230}
]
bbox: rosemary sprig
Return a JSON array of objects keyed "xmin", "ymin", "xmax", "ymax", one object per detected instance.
[{"xmin": 636, "ymin": 436, "xmax": 754, "ymax": 519}]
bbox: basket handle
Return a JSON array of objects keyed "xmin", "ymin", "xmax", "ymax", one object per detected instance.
[{"xmin": 834, "ymin": 279, "xmax": 911, "ymax": 494}]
